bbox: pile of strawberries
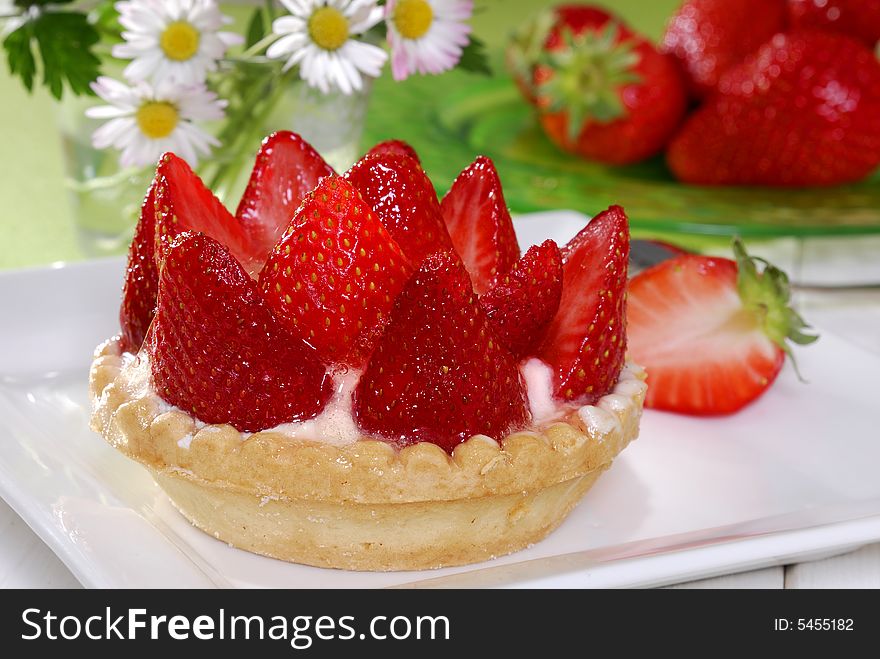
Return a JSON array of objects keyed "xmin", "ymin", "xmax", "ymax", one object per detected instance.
[
  {"xmin": 119, "ymin": 132, "xmax": 630, "ymax": 452},
  {"xmin": 509, "ymin": 0, "xmax": 880, "ymax": 186}
]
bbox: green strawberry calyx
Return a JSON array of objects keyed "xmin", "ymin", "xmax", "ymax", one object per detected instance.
[
  {"xmin": 508, "ymin": 13, "xmax": 641, "ymax": 142},
  {"xmin": 733, "ymin": 238, "xmax": 819, "ymax": 379}
]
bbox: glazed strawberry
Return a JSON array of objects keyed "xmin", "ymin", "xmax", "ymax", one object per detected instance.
[
  {"xmin": 118, "ymin": 184, "xmax": 159, "ymax": 354},
  {"xmin": 146, "ymin": 232, "xmax": 331, "ymax": 432},
  {"xmin": 236, "ymin": 131, "xmax": 335, "ymax": 268},
  {"xmin": 345, "ymin": 152, "xmax": 453, "ymax": 265},
  {"xmin": 627, "ymin": 240, "xmax": 818, "ymax": 415},
  {"xmin": 510, "ymin": 5, "xmax": 687, "ymax": 164},
  {"xmin": 788, "ymin": 0, "xmax": 880, "ymax": 47},
  {"xmin": 662, "ymin": 0, "xmax": 787, "ymax": 98},
  {"xmin": 354, "ymin": 251, "xmax": 529, "ymax": 453},
  {"xmin": 152, "ymin": 153, "xmax": 254, "ymax": 272},
  {"xmin": 667, "ymin": 30, "xmax": 880, "ymax": 186},
  {"xmin": 481, "ymin": 240, "xmax": 563, "ymax": 360},
  {"xmin": 538, "ymin": 206, "xmax": 628, "ymax": 403},
  {"xmin": 258, "ymin": 176, "xmax": 413, "ymax": 366},
  {"xmin": 440, "ymin": 156, "xmax": 520, "ymax": 294},
  {"xmin": 365, "ymin": 139, "xmax": 421, "ymax": 164}
]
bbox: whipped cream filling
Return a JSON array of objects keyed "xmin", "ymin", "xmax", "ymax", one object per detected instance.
[
  {"xmin": 270, "ymin": 368, "xmax": 362, "ymax": 446},
  {"xmin": 123, "ymin": 350, "xmax": 643, "ymax": 449}
]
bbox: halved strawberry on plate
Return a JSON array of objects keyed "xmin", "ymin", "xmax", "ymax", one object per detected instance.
[{"xmin": 627, "ymin": 240, "xmax": 818, "ymax": 415}]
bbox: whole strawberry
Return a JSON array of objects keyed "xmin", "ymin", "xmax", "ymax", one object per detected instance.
[
  {"xmin": 627, "ymin": 239, "xmax": 818, "ymax": 415},
  {"xmin": 667, "ymin": 30, "xmax": 880, "ymax": 186},
  {"xmin": 662, "ymin": 0, "xmax": 788, "ymax": 98},
  {"xmin": 509, "ymin": 5, "xmax": 687, "ymax": 165},
  {"xmin": 788, "ymin": 0, "xmax": 880, "ymax": 47}
]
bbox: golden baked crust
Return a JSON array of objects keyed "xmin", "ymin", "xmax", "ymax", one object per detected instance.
[{"xmin": 89, "ymin": 339, "xmax": 646, "ymax": 570}]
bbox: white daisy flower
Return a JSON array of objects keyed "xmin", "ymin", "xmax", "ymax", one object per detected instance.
[
  {"xmin": 266, "ymin": 0, "xmax": 388, "ymax": 95},
  {"xmin": 112, "ymin": 0, "xmax": 243, "ymax": 86},
  {"xmin": 1, "ymin": 0, "xmax": 29, "ymax": 37},
  {"xmin": 86, "ymin": 76, "xmax": 226, "ymax": 168},
  {"xmin": 386, "ymin": 0, "xmax": 472, "ymax": 81}
]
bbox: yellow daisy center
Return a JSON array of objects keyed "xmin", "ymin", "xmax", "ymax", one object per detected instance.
[
  {"xmin": 136, "ymin": 102, "xmax": 179, "ymax": 139},
  {"xmin": 308, "ymin": 6, "xmax": 350, "ymax": 51},
  {"xmin": 160, "ymin": 21, "xmax": 201, "ymax": 61},
  {"xmin": 393, "ymin": 0, "xmax": 434, "ymax": 40}
]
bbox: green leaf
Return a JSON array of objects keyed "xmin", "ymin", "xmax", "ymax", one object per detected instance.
[
  {"xmin": 245, "ymin": 8, "xmax": 266, "ymax": 49},
  {"xmin": 458, "ymin": 35, "xmax": 492, "ymax": 76},
  {"xmin": 3, "ymin": 23, "xmax": 36, "ymax": 93},
  {"xmin": 33, "ymin": 12, "xmax": 101, "ymax": 99},
  {"xmin": 732, "ymin": 237, "xmax": 819, "ymax": 381}
]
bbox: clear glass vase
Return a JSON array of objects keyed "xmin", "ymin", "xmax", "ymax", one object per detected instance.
[{"xmin": 57, "ymin": 64, "xmax": 373, "ymax": 258}]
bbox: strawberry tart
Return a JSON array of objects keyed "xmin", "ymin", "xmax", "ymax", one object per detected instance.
[{"xmin": 89, "ymin": 132, "xmax": 646, "ymax": 571}]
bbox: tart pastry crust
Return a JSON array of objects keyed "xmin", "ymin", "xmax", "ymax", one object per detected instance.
[{"xmin": 89, "ymin": 339, "xmax": 646, "ymax": 571}]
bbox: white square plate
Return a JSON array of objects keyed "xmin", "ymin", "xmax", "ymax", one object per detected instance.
[{"xmin": 2, "ymin": 213, "xmax": 880, "ymax": 588}]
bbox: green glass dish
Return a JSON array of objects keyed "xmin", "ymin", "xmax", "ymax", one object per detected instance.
[{"xmin": 363, "ymin": 73, "xmax": 880, "ymax": 238}]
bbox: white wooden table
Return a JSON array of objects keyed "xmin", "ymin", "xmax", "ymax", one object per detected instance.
[{"xmin": 2, "ymin": 236, "xmax": 880, "ymax": 589}]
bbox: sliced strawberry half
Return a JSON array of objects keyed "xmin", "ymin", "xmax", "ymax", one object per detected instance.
[
  {"xmin": 354, "ymin": 251, "xmax": 529, "ymax": 453},
  {"xmin": 152, "ymin": 153, "xmax": 254, "ymax": 273},
  {"xmin": 627, "ymin": 240, "xmax": 818, "ymax": 415},
  {"xmin": 236, "ymin": 131, "xmax": 335, "ymax": 268},
  {"xmin": 146, "ymin": 231, "xmax": 331, "ymax": 432},
  {"xmin": 118, "ymin": 183, "xmax": 159, "ymax": 354},
  {"xmin": 258, "ymin": 176, "xmax": 413, "ymax": 366},
  {"xmin": 440, "ymin": 156, "xmax": 520, "ymax": 294},
  {"xmin": 345, "ymin": 152, "xmax": 452, "ymax": 265},
  {"xmin": 481, "ymin": 239, "xmax": 563, "ymax": 359},
  {"xmin": 538, "ymin": 206, "xmax": 629, "ymax": 403},
  {"xmin": 365, "ymin": 139, "xmax": 421, "ymax": 164}
]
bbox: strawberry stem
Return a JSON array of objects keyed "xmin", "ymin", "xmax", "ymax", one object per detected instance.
[{"xmin": 732, "ymin": 238, "xmax": 819, "ymax": 381}]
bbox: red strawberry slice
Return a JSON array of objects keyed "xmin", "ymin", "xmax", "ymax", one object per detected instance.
[
  {"xmin": 627, "ymin": 240, "xmax": 818, "ymax": 415},
  {"xmin": 345, "ymin": 152, "xmax": 453, "ymax": 265},
  {"xmin": 538, "ymin": 206, "xmax": 629, "ymax": 403},
  {"xmin": 481, "ymin": 240, "xmax": 563, "ymax": 359},
  {"xmin": 258, "ymin": 176, "xmax": 413, "ymax": 366},
  {"xmin": 152, "ymin": 153, "xmax": 254, "ymax": 272},
  {"xmin": 236, "ymin": 131, "xmax": 335, "ymax": 268},
  {"xmin": 118, "ymin": 183, "xmax": 159, "ymax": 354},
  {"xmin": 440, "ymin": 156, "xmax": 520, "ymax": 294},
  {"xmin": 354, "ymin": 251, "xmax": 529, "ymax": 453},
  {"xmin": 146, "ymin": 231, "xmax": 331, "ymax": 432},
  {"xmin": 365, "ymin": 139, "xmax": 421, "ymax": 164}
]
